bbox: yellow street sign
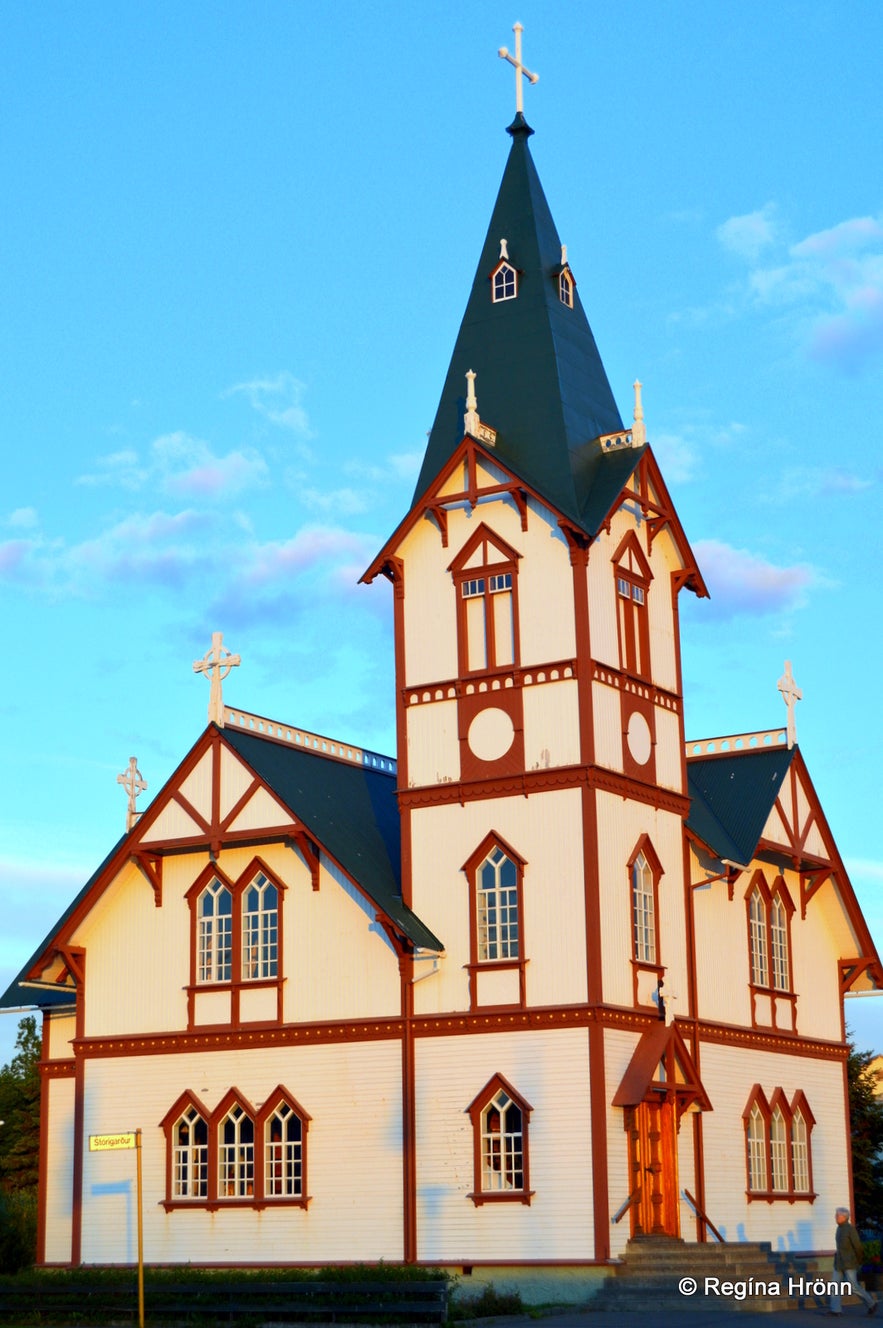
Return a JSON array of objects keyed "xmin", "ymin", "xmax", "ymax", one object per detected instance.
[{"xmin": 89, "ymin": 1132, "xmax": 137, "ymax": 1152}]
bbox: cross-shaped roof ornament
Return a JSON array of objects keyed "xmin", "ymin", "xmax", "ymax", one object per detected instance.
[
  {"xmin": 498, "ymin": 22, "xmax": 538, "ymax": 115},
  {"xmin": 117, "ymin": 756, "xmax": 147, "ymax": 832},
  {"xmin": 777, "ymin": 659, "xmax": 802, "ymax": 749},
  {"xmin": 193, "ymin": 631, "xmax": 241, "ymax": 727}
]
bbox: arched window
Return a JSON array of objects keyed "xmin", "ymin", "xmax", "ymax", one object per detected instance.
[
  {"xmin": 477, "ymin": 846, "xmax": 519, "ymax": 962},
  {"xmin": 449, "ymin": 524, "xmax": 520, "ymax": 677},
  {"xmin": 242, "ymin": 872, "xmax": 278, "ymax": 980},
  {"xmin": 172, "ymin": 1103, "xmax": 208, "ymax": 1199},
  {"xmin": 197, "ymin": 878, "xmax": 232, "ymax": 983},
  {"xmin": 558, "ymin": 269, "xmax": 573, "ymax": 307},
  {"xmin": 770, "ymin": 893, "xmax": 790, "ymax": 991},
  {"xmin": 632, "ymin": 851, "xmax": 656, "ymax": 965},
  {"xmin": 263, "ymin": 1100, "xmax": 304, "ymax": 1199},
  {"xmin": 613, "ymin": 533, "xmax": 652, "ymax": 680},
  {"xmin": 791, "ymin": 1108, "xmax": 809, "ymax": 1193},
  {"xmin": 748, "ymin": 885, "xmax": 769, "ymax": 987},
  {"xmin": 466, "ymin": 1074, "xmax": 533, "ymax": 1205},
  {"xmin": 746, "ymin": 1099, "xmax": 767, "ymax": 1193},
  {"xmin": 492, "ymin": 262, "xmax": 517, "ymax": 302},
  {"xmin": 219, "ymin": 1101, "xmax": 255, "ymax": 1198},
  {"xmin": 770, "ymin": 1105, "xmax": 788, "ymax": 1192}
]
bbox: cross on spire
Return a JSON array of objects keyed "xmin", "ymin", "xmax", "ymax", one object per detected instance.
[
  {"xmin": 498, "ymin": 22, "xmax": 538, "ymax": 115},
  {"xmin": 777, "ymin": 659, "xmax": 802, "ymax": 749},
  {"xmin": 193, "ymin": 631, "xmax": 240, "ymax": 727},
  {"xmin": 117, "ymin": 756, "xmax": 147, "ymax": 832}
]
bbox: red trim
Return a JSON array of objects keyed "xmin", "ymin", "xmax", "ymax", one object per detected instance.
[
  {"xmin": 466, "ymin": 1072, "xmax": 533, "ymax": 1206},
  {"xmin": 401, "ymin": 954, "xmax": 417, "ymax": 1261},
  {"xmin": 588, "ymin": 1022, "xmax": 609, "ymax": 1259},
  {"xmin": 626, "ymin": 834, "xmax": 665, "ymax": 1010},
  {"xmin": 399, "ymin": 762, "xmax": 691, "ymax": 816}
]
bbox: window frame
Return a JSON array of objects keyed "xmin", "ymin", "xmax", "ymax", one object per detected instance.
[
  {"xmin": 612, "ymin": 532, "xmax": 653, "ymax": 681},
  {"xmin": 462, "ymin": 831, "xmax": 527, "ymax": 1009},
  {"xmin": 558, "ymin": 268, "xmax": 574, "ymax": 308},
  {"xmin": 448, "ymin": 524, "xmax": 521, "ymax": 679},
  {"xmin": 744, "ymin": 871, "xmax": 795, "ymax": 996},
  {"xmin": 161, "ymin": 1086, "xmax": 311, "ymax": 1211},
  {"xmin": 466, "ymin": 1073, "xmax": 534, "ymax": 1205},
  {"xmin": 491, "ymin": 260, "xmax": 518, "ymax": 302},
  {"xmin": 627, "ymin": 835, "xmax": 664, "ymax": 1008},
  {"xmin": 185, "ymin": 857, "xmax": 286, "ymax": 1022},
  {"xmin": 743, "ymin": 1084, "xmax": 816, "ymax": 1203}
]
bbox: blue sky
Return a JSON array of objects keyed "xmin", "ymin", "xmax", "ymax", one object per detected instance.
[{"xmin": 1, "ymin": 0, "xmax": 881, "ymax": 1065}]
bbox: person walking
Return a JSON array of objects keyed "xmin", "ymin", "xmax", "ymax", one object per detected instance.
[{"xmin": 829, "ymin": 1206, "xmax": 877, "ymax": 1315}]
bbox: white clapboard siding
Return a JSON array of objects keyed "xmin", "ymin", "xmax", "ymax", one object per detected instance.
[
  {"xmin": 654, "ymin": 706, "xmax": 683, "ymax": 793},
  {"xmin": 697, "ymin": 1041, "xmax": 847, "ymax": 1249},
  {"xmin": 596, "ymin": 792, "xmax": 687, "ymax": 1011},
  {"xmin": 691, "ymin": 870, "xmax": 753, "ymax": 1028},
  {"xmin": 592, "ymin": 681, "xmax": 623, "ymax": 772},
  {"xmin": 410, "ymin": 789, "xmax": 588, "ymax": 1016},
  {"xmin": 522, "ymin": 680, "xmax": 580, "ymax": 771},
  {"xmin": 46, "ymin": 1012, "xmax": 77, "ymax": 1062},
  {"xmin": 44, "ymin": 1076, "xmax": 75, "ymax": 1264},
  {"xmin": 398, "ymin": 519, "xmax": 459, "ymax": 687},
  {"xmin": 219, "ymin": 744, "xmax": 255, "ymax": 820},
  {"xmin": 177, "ymin": 750, "xmax": 214, "ymax": 824},
  {"xmin": 406, "ymin": 698, "xmax": 460, "ymax": 788},
  {"xmin": 79, "ymin": 1040, "xmax": 403, "ymax": 1265},
  {"xmin": 414, "ymin": 1028, "xmax": 592, "ymax": 1261}
]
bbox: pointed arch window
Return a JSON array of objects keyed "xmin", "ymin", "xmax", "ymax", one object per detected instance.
[
  {"xmin": 558, "ymin": 269, "xmax": 574, "ymax": 307},
  {"xmin": 743, "ymin": 1086, "xmax": 816, "ymax": 1201},
  {"xmin": 197, "ymin": 878, "xmax": 233, "ymax": 983},
  {"xmin": 613, "ymin": 532, "xmax": 652, "ymax": 680},
  {"xmin": 258, "ymin": 1090, "xmax": 310, "ymax": 1203},
  {"xmin": 449, "ymin": 525, "xmax": 520, "ymax": 677},
  {"xmin": 219, "ymin": 1099, "xmax": 255, "ymax": 1198},
  {"xmin": 170, "ymin": 1099, "xmax": 209, "ymax": 1199},
  {"xmin": 628, "ymin": 836, "xmax": 664, "ymax": 1009},
  {"xmin": 462, "ymin": 832, "xmax": 527, "ymax": 1010},
  {"xmin": 491, "ymin": 261, "xmax": 517, "ymax": 302},
  {"xmin": 466, "ymin": 1074, "xmax": 533, "ymax": 1205},
  {"xmin": 242, "ymin": 871, "xmax": 278, "ymax": 980},
  {"xmin": 745, "ymin": 872, "xmax": 794, "ymax": 994}
]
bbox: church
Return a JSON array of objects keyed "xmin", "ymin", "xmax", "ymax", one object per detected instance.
[{"xmin": 3, "ymin": 30, "xmax": 880, "ymax": 1290}]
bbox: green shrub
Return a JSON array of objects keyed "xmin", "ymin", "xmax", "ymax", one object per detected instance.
[{"xmin": 0, "ymin": 1188, "xmax": 37, "ymax": 1274}]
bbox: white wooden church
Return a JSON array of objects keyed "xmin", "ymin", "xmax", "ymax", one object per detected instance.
[{"xmin": 3, "ymin": 39, "xmax": 881, "ymax": 1287}]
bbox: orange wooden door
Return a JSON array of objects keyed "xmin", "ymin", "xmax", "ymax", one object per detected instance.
[{"xmin": 627, "ymin": 1099, "xmax": 680, "ymax": 1237}]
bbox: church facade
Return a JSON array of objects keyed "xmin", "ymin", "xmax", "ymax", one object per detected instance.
[{"xmin": 3, "ymin": 96, "xmax": 880, "ymax": 1281}]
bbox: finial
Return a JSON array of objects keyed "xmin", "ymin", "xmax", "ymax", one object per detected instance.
[
  {"xmin": 117, "ymin": 757, "xmax": 147, "ymax": 832},
  {"xmin": 464, "ymin": 370, "xmax": 480, "ymax": 436},
  {"xmin": 499, "ymin": 238, "xmax": 509, "ymax": 261},
  {"xmin": 777, "ymin": 660, "xmax": 802, "ymax": 749},
  {"xmin": 561, "ymin": 243, "xmax": 568, "ymax": 266},
  {"xmin": 498, "ymin": 21, "xmax": 538, "ymax": 116},
  {"xmin": 632, "ymin": 380, "xmax": 646, "ymax": 447},
  {"xmin": 193, "ymin": 631, "xmax": 241, "ymax": 727}
]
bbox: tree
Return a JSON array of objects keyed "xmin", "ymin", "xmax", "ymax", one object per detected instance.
[
  {"xmin": 847, "ymin": 1035, "xmax": 883, "ymax": 1233},
  {"xmin": 0, "ymin": 1015, "xmax": 41, "ymax": 1194}
]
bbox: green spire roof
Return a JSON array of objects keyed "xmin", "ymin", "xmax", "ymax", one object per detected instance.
[{"xmin": 414, "ymin": 116, "xmax": 641, "ymax": 534}]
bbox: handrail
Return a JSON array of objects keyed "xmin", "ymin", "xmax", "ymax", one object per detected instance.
[
  {"xmin": 683, "ymin": 1188, "xmax": 725, "ymax": 1243},
  {"xmin": 611, "ymin": 1188, "xmax": 641, "ymax": 1225}
]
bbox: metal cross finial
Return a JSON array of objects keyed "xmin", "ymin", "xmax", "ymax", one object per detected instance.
[
  {"xmin": 777, "ymin": 660, "xmax": 802, "ymax": 749},
  {"xmin": 117, "ymin": 757, "xmax": 147, "ymax": 832},
  {"xmin": 498, "ymin": 22, "xmax": 538, "ymax": 115},
  {"xmin": 193, "ymin": 631, "xmax": 241, "ymax": 727}
]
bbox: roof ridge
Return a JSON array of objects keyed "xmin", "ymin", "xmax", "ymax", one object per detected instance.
[{"xmin": 222, "ymin": 706, "xmax": 396, "ymax": 774}]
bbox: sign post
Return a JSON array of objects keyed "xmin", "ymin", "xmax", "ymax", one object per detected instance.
[{"xmin": 89, "ymin": 1130, "xmax": 144, "ymax": 1328}]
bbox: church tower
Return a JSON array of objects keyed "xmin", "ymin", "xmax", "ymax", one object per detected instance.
[{"xmin": 364, "ymin": 78, "xmax": 707, "ymax": 1258}]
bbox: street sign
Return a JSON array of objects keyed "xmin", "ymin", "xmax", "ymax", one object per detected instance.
[{"xmin": 89, "ymin": 1132, "xmax": 137, "ymax": 1152}]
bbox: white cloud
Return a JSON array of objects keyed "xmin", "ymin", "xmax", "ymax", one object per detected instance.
[
  {"xmin": 693, "ymin": 539, "xmax": 816, "ymax": 621},
  {"xmin": 78, "ymin": 433, "xmax": 269, "ymax": 501},
  {"xmin": 717, "ymin": 205, "xmax": 779, "ymax": 262},
  {"xmin": 225, "ymin": 372, "xmax": 314, "ymax": 437},
  {"xmin": 6, "ymin": 507, "xmax": 39, "ymax": 529},
  {"xmin": 650, "ymin": 433, "xmax": 697, "ymax": 484},
  {"xmin": 718, "ymin": 208, "xmax": 883, "ymax": 372}
]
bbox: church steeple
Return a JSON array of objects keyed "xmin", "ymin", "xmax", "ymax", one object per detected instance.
[{"xmin": 414, "ymin": 115, "xmax": 641, "ymax": 535}]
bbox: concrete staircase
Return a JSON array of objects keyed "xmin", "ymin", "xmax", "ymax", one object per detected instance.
[{"xmin": 590, "ymin": 1236, "xmax": 828, "ymax": 1313}]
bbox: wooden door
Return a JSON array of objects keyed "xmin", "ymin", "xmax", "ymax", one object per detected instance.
[{"xmin": 626, "ymin": 1098, "xmax": 680, "ymax": 1236}]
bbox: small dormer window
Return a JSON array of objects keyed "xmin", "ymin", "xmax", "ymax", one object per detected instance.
[
  {"xmin": 492, "ymin": 262, "xmax": 517, "ymax": 302},
  {"xmin": 559, "ymin": 269, "xmax": 573, "ymax": 308}
]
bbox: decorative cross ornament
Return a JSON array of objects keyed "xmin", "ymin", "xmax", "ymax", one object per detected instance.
[
  {"xmin": 193, "ymin": 631, "xmax": 241, "ymax": 727},
  {"xmin": 498, "ymin": 22, "xmax": 538, "ymax": 115},
  {"xmin": 117, "ymin": 757, "xmax": 147, "ymax": 832},
  {"xmin": 777, "ymin": 659, "xmax": 802, "ymax": 749}
]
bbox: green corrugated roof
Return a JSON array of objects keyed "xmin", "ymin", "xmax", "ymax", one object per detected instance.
[
  {"xmin": 414, "ymin": 115, "xmax": 642, "ymax": 535},
  {"xmin": 222, "ymin": 728, "xmax": 443, "ymax": 952},
  {"xmin": 687, "ymin": 746, "xmax": 796, "ymax": 867}
]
